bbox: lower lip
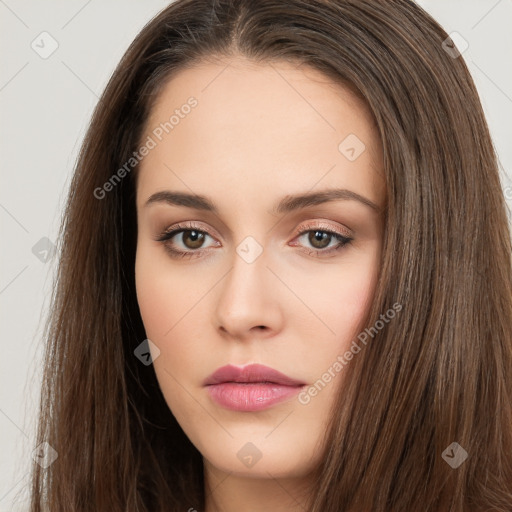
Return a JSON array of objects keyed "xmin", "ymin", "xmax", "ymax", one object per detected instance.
[{"xmin": 206, "ymin": 382, "xmax": 304, "ymax": 412}]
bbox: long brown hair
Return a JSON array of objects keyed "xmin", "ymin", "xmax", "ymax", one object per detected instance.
[{"xmin": 30, "ymin": 0, "xmax": 512, "ymax": 510}]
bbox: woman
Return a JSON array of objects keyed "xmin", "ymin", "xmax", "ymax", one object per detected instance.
[{"xmin": 30, "ymin": 0, "xmax": 512, "ymax": 510}]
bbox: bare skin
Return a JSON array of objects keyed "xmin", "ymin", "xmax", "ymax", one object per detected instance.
[{"xmin": 135, "ymin": 56, "xmax": 385, "ymax": 512}]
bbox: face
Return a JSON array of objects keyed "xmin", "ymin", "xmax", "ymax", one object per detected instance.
[{"xmin": 134, "ymin": 57, "xmax": 385, "ymax": 484}]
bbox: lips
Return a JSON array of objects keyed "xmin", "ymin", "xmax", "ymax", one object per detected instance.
[
  {"xmin": 203, "ymin": 363, "xmax": 306, "ymax": 386},
  {"xmin": 203, "ymin": 364, "xmax": 306, "ymax": 412}
]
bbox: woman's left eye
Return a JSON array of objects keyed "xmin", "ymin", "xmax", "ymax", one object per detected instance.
[
  {"xmin": 155, "ymin": 223, "xmax": 353, "ymax": 259},
  {"xmin": 292, "ymin": 228, "xmax": 353, "ymax": 256}
]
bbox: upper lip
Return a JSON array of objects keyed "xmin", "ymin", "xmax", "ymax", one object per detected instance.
[{"xmin": 203, "ymin": 363, "xmax": 306, "ymax": 387}]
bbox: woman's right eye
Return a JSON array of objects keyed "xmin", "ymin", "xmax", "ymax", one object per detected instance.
[{"xmin": 156, "ymin": 224, "xmax": 219, "ymax": 259}]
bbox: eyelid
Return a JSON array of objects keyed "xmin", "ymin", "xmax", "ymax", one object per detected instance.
[
  {"xmin": 156, "ymin": 221, "xmax": 217, "ymax": 239},
  {"xmin": 293, "ymin": 220, "xmax": 353, "ymax": 239},
  {"xmin": 156, "ymin": 220, "xmax": 352, "ymax": 242}
]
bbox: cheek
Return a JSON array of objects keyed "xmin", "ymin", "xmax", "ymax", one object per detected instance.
[
  {"xmin": 134, "ymin": 247, "xmax": 205, "ymax": 422},
  {"xmin": 134, "ymin": 242, "xmax": 201, "ymax": 338},
  {"xmin": 135, "ymin": 260, "xmax": 170, "ymax": 339},
  {"xmin": 334, "ymin": 260, "xmax": 378, "ymax": 334},
  {"xmin": 300, "ymin": 248, "xmax": 380, "ymax": 350},
  {"xmin": 134, "ymin": 242, "xmax": 214, "ymax": 385}
]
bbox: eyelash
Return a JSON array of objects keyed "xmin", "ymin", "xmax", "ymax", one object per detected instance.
[{"xmin": 155, "ymin": 222, "xmax": 353, "ymax": 259}]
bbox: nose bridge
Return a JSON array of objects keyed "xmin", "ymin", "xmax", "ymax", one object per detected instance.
[
  {"xmin": 220, "ymin": 235, "xmax": 269, "ymax": 312},
  {"xmin": 214, "ymin": 234, "xmax": 282, "ymax": 335}
]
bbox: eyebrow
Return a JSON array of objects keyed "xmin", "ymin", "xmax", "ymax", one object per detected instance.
[{"xmin": 144, "ymin": 188, "xmax": 380, "ymax": 214}]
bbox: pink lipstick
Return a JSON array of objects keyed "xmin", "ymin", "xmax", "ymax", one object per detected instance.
[{"xmin": 203, "ymin": 363, "xmax": 306, "ymax": 412}]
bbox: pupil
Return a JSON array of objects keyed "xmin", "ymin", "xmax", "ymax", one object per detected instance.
[
  {"xmin": 184, "ymin": 230, "xmax": 204, "ymax": 248},
  {"xmin": 310, "ymin": 230, "xmax": 330, "ymax": 249}
]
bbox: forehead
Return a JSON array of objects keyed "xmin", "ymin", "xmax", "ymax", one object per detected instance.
[{"xmin": 136, "ymin": 57, "xmax": 384, "ymax": 211}]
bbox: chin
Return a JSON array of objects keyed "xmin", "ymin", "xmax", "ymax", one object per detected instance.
[{"xmin": 198, "ymin": 429, "xmax": 318, "ymax": 480}]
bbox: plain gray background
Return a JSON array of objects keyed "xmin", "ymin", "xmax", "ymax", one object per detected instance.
[{"xmin": 1, "ymin": 1, "xmax": 511, "ymax": 510}]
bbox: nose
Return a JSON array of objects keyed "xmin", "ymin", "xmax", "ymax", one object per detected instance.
[{"xmin": 213, "ymin": 245, "xmax": 284, "ymax": 341}]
